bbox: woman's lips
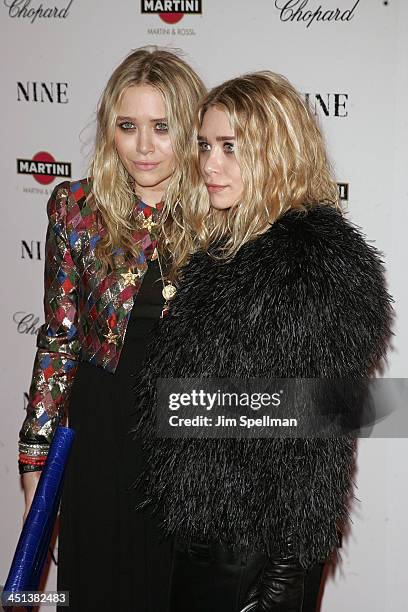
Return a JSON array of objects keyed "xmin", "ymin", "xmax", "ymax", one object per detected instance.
[
  {"xmin": 132, "ymin": 161, "xmax": 159, "ymax": 171},
  {"xmin": 206, "ymin": 184, "xmax": 227, "ymax": 193}
]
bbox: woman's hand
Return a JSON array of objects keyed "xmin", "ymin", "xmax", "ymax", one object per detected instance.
[{"xmin": 22, "ymin": 471, "xmax": 41, "ymax": 524}]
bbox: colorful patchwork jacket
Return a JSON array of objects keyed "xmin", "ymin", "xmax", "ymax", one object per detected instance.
[{"xmin": 18, "ymin": 179, "xmax": 161, "ymax": 474}]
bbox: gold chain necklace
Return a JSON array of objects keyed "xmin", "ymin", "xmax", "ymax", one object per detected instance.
[{"xmin": 154, "ymin": 247, "xmax": 177, "ymax": 303}]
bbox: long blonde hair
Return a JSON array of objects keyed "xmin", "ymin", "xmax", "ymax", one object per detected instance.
[
  {"xmin": 164, "ymin": 71, "xmax": 340, "ymax": 275},
  {"xmin": 89, "ymin": 46, "xmax": 205, "ymax": 270}
]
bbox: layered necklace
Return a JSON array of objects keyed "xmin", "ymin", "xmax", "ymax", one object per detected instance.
[{"xmin": 137, "ymin": 192, "xmax": 177, "ymax": 315}]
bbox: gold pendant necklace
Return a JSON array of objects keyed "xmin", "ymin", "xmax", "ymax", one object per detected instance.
[
  {"xmin": 162, "ymin": 283, "xmax": 177, "ymax": 301},
  {"xmin": 154, "ymin": 248, "xmax": 177, "ymax": 303}
]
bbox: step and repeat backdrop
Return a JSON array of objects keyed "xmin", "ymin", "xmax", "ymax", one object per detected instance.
[{"xmin": 1, "ymin": 1, "xmax": 407, "ymax": 610}]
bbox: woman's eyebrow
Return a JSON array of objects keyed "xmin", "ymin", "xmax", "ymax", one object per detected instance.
[
  {"xmin": 197, "ymin": 135, "xmax": 235, "ymax": 141},
  {"xmin": 116, "ymin": 116, "xmax": 167, "ymax": 122}
]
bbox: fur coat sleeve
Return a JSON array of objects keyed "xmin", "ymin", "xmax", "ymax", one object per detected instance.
[{"xmin": 132, "ymin": 204, "xmax": 393, "ymax": 568}]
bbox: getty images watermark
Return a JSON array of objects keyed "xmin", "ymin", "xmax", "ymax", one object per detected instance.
[
  {"xmin": 153, "ymin": 378, "xmax": 408, "ymax": 439},
  {"xmin": 167, "ymin": 387, "xmax": 297, "ymax": 430}
]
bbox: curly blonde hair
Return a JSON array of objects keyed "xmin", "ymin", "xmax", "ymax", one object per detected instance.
[
  {"xmin": 88, "ymin": 46, "xmax": 205, "ymax": 270},
  {"xmin": 164, "ymin": 70, "xmax": 341, "ymax": 275}
]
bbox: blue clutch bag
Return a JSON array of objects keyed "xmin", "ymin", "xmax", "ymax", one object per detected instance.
[{"xmin": 3, "ymin": 425, "xmax": 75, "ymax": 610}]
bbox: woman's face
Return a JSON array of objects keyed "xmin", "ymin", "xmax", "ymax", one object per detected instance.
[
  {"xmin": 114, "ymin": 84, "xmax": 175, "ymax": 195},
  {"xmin": 198, "ymin": 106, "xmax": 243, "ymax": 210}
]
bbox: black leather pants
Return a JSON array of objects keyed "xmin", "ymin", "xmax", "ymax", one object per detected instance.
[{"xmin": 169, "ymin": 539, "xmax": 324, "ymax": 612}]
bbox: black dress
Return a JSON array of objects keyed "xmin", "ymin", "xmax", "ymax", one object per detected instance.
[{"xmin": 57, "ymin": 258, "xmax": 173, "ymax": 611}]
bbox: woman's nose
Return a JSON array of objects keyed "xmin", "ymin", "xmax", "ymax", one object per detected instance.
[
  {"xmin": 203, "ymin": 150, "xmax": 221, "ymax": 176},
  {"xmin": 136, "ymin": 128, "xmax": 154, "ymax": 155}
]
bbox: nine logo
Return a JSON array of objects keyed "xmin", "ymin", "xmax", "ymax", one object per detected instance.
[
  {"xmin": 17, "ymin": 81, "xmax": 69, "ymax": 104},
  {"xmin": 21, "ymin": 240, "xmax": 42, "ymax": 260}
]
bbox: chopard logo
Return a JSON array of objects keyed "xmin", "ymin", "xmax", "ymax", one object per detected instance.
[
  {"xmin": 274, "ymin": 0, "xmax": 361, "ymax": 28},
  {"xmin": 13, "ymin": 311, "xmax": 42, "ymax": 335},
  {"xmin": 4, "ymin": 0, "xmax": 74, "ymax": 23}
]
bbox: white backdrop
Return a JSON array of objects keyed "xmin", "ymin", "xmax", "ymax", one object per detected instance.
[{"xmin": 1, "ymin": 1, "xmax": 407, "ymax": 610}]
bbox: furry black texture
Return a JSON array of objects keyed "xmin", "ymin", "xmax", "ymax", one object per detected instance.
[{"xmin": 131, "ymin": 204, "xmax": 393, "ymax": 569}]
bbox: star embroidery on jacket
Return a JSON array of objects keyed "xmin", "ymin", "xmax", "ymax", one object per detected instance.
[
  {"xmin": 142, "ymin": 217, "xmax": 157, "ymax": 232},
  {"xmin": 121, "ymin": 269, "xmax": 140, "ymax": 286},
  {"xmin": 104, "ymin": 329, "xmax": 118, "ymax": 344}
]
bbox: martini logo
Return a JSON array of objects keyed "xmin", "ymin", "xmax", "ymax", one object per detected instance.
[
  {"xmin": 141, "ymin": 0, "xmax": 201, "ymax": 24},
  {"xmin": 17, "ymin": 152, "xmax": 71, "ymax": 185}
]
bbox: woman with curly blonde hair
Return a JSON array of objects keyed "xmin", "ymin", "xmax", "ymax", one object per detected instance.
[
  {"xmin": 18, "ymin": 46, "xmax": 205, "ymax": 611},
  {"xmin": 133, "ymin": 72, "xmax": 392, "ymax": 611}
]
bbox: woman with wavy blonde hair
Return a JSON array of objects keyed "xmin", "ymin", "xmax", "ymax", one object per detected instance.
[
  {"xmin": 133, "ymin": 72, "xmax": 392, "ymax": 611},
  {"xmin": 162, "ymin": 71, "xmax": 340, "ymax": 276},
  {"xmin": 18, "ymin": 46, "xmax": 205, "ymax": 611}
]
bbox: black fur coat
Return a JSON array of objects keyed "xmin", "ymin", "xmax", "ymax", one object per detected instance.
[{"xmin": 132, "ymin": 204, "xmax": 393, "ymax": 568}]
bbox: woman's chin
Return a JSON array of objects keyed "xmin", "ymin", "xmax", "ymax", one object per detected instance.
[{"xmin": 209, "ymin": 198, "xmax": 233, "ymax": 211}]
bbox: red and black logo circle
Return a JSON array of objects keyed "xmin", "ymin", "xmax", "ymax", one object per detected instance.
[{"xmin": 160, "ymin": 12, "xmax": 183, "ymax": 23}]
